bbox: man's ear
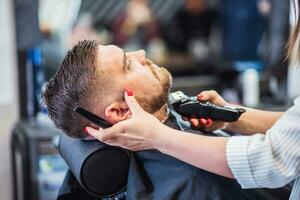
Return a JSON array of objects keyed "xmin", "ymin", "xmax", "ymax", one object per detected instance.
[{"xmin": 104, "ymin": 101, "xmax": 131, "ymax": 124}]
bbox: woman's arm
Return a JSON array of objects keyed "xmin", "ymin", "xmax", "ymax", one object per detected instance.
[
  {"xmin": 225, "ymin": 108, "xmax": 283, "ymax": 135},
  {"xmin": 156, "ymin": 125, "xmax": 234, "ymax": 178}
]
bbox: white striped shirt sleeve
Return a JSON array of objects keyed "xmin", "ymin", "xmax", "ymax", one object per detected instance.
[{"xmin": 226, "ymin": 96, "xmax": 300, "ymax": 200}]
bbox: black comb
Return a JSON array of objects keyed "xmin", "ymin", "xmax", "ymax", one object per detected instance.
[{"xmin": 74, "ymin": 107, "xmax": 112, "ymax": 128}]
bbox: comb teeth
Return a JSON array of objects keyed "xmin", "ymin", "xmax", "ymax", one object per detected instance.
[{"xmin": 168, "ymin": 91, "xmax": 188, "ymax": 105}]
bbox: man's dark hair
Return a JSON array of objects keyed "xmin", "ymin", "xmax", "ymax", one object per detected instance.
[{"xmin": 42, "ymin": 40, "xmax": 99, "ymax": 138}]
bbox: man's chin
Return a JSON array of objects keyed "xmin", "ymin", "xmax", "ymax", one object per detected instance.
[
  {"xmin": 160, "ymin": 67, "xmax": 172, "ymax": 89},
  {"xmin": 137, "ymin": 63, "xmax": 172, "ymax": 113}
]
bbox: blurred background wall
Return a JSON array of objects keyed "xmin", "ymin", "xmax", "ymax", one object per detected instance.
[{"xmin": 0, "ymin": 0, "xmax": 18, "ymax": 199}]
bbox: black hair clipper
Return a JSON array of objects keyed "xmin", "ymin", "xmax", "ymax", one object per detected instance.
[{"xmin": 169, "ymin": 91, "xmax": 246, "ymax": 122}]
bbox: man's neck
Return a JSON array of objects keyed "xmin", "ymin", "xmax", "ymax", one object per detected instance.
[{"xmin": 153, "ymin": 103, "xmax": 169, "ymax": 123}]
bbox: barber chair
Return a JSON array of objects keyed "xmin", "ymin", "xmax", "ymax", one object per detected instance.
[{"xmin": 57, "ymin": 134, "xmax": 131, "ymax": 199}]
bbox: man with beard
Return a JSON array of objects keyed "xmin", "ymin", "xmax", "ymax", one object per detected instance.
[{"xmin": 43, "ymin": 40, "xmax": 277, "ymax": 200}]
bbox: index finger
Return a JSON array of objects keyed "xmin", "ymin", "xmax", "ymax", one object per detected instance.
[
  {"xmin": 124, "ymin": 88, "xmax": 144, "ymax": 114},
  {"xmin": 197, "ymin": 90, "xmax": 226, "ymax": 105},
  {"xmin": 86, "ymin": 126, "xmax": 119, "ymax": 142}
]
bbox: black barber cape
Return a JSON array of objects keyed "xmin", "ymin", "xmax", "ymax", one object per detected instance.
[{"xmin": 57, "ymin": 111, "xmax": 276, "ymax": 200}]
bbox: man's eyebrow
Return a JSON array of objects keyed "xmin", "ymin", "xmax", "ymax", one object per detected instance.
[{"xmin": 123, "ymin": 49, "xmax": 127, "ymax": 71}]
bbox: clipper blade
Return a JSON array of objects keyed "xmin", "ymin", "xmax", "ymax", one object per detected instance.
[{"xmin": 169, "ymin": 91, "xmax": 188, "ymax": 105}]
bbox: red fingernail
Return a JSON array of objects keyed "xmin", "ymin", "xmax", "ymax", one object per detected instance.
[
  {"xmin": 197, "ymin": 94, "xmax": 204, "ymax": 100},
  {"xmin": 83, "ymin": 127, "xmax": 89, "ymax": 134},
  {"xmin": 125, "ymin": 88, "xmax": 133, "ymax": 96},
  {"xmin": 191, "ymin": 120, "xmax": 197, "ymax": 127},
  {"xmin": 206, "ymin": 119, "xmax": 212, "ymax": 125},
  {"xmin": 199, "ymin": 118, "xmax": 206, "ymax": 125}
]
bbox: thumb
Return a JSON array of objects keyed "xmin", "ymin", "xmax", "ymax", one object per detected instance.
[
  {"xmin": 197, "ymin": 92, "xmax": 209, "ymax": 101},
  {"xmin": 124, "ymin": 88, "xmax": 144, "ymax": 114}
]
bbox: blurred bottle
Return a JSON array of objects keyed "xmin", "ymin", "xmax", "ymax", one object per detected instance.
[{"xmin": 242, "ymin": 68, "xmax": 260, "ymax": 107}]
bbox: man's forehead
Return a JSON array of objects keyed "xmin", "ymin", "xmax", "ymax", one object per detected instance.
[
  {"xmin": 98, "ymin": 44, "xmax": 123, "ymax": 53},
  {"xmin": 96, "ymin": 45, "xmax": 125, "ymax": 72}
]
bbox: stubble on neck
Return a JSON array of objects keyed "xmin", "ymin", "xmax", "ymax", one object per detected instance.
[{"xmin": 152, "ymin": 104, "xmax": 169, "ymax": 123}]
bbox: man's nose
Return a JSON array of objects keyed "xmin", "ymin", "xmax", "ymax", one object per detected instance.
[{"xmin": 127, "ymin": 50, "xmax": 146, "ymax": 65}]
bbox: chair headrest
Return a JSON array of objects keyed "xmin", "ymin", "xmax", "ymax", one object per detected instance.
[{"xmin": 58, "ymin": 134, "xmax": 131, "ymax": 198}]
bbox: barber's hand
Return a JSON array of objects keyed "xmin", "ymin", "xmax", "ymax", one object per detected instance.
[
  {"xmin": 188, "ymin": 90, "xmax": 229, "ymax": 132},
  {"xmin": 85, "ymin": 90, "xmax": 168, "ymax": 151}
]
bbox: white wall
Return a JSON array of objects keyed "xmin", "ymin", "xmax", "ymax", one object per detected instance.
[
  {"xmin": 0, "ymin": 0, "xmax": 18, "ymax": 200},
  {"xmin": 0, "ymin": 0, "xmax": 18, "ymax": 106}
]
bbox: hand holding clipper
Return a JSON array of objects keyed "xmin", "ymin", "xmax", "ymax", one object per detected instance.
[{"xmin": 169, "ymin": 91, "xmax": 246, "ymax": 122}]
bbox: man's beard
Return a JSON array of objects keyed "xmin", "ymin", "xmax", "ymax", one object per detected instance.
[{"xmin": 135, "ymin": 61, "xmax": 172, "ymax": 114}]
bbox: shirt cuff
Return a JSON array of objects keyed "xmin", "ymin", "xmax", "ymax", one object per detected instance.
[{"xmin": 226, "ymin": 136, "xmax": 259, "ymax": 188}]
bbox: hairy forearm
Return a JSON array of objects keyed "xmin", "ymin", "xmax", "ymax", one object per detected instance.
[
  {"xmin": 226, "ymin": 109, "xmax": 283, "ymax": 135},
  {"xmin": 155, "ymin": 126, "xmax": 234, "ymax": 179}
]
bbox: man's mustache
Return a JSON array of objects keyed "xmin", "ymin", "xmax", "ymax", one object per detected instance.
[
  {"xmin": 145, "ymin": 58, "xmax": 160, "ymax": 80},
  {"xmin": 145, "ymin": 58, "xmax": 153, "ymax": 66}
]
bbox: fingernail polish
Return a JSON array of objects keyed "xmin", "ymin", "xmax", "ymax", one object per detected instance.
[
  {"xmin": 199, "ymin": 118, "xmax": 206, "ymax": 125},
  {"xmin": 83, "ymin": 127, "xmax": 89, "ymax": 134},
  {"xmin": 125, "ymin": 88, "xmax": 133, "ymax": 96},
  {"xmin": 206, "ymin": 119, "xmax": 212, "ymax": 125},
  {"xmin": 197, "ymin": 94, "xmax": 204, "ymax": 100}
]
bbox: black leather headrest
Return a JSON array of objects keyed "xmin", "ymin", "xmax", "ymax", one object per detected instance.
[{"xmin": 58, "ymin": 134, "xmax": 131, "ymax": 198}]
